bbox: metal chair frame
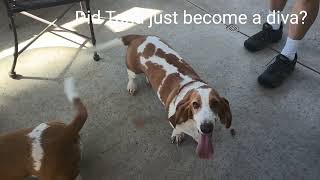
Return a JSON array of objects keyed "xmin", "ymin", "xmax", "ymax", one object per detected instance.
[{"xmin": 2, "ymin": 0, "xmax": 100, "ymax": 79}]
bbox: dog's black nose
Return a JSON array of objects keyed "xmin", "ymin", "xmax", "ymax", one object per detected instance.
[{"xmin": 200, "ymin": 122, "xmax": 213, "ymax": 134}]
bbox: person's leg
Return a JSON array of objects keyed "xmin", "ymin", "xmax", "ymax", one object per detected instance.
[
  {"xmin": 269, "ymin": 0, "xmax": 287, "ymax": 11},
  {"xmin": 258, "ymin": 0, "xmax": 320, "ymax": 88},
  {"xmin": 281, "ymin": 0, "xmax": 320, "ymax": 60},
  {"xmin": 289, "ymin": 0, "xmax": 319, "ymax": 40},
  {"xmin": 244, "ymin": 0, "xmax": 287, "ymax": 52},
  {"xmin": 268, "ymin": 0, "xmax": 287, "ymax": 29}
]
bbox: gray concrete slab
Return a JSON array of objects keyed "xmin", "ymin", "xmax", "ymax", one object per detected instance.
[{"xmin": 0, "ymin": 0, "xmax": 319, "ymax": 180}]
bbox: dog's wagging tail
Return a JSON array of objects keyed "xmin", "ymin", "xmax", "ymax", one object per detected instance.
[{"xmin": 64, "ymin": 77, "xmax": 88, "ymax": 138}]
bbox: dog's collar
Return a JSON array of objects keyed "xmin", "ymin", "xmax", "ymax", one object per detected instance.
[
  {"xmin": 177, "ymin": 79, "xmax": 207, "ymax": 95},
  {"xmin": 173, "ymin": 79, "xmax": 207, "ymax": 105},
  {"xmin": 177, "ymin": 80, "xmax": 198, "ymax": 95},
  {"xmin": 167, "ymin": 79, "xmax": 207, "ymax": 118}
]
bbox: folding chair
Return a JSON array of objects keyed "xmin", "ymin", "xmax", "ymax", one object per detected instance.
[{"xmin": 2, "ymin": 0, "xmax": 101, "ymax": 79}]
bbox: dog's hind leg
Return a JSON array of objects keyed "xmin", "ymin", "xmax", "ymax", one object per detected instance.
[
  {"xmin": 127, "ymin": 69, "xmax": 138, "ymax": 95},
  {"xmin": 125, "ymin": 41, "xmax": 144, "ymax": 95}
]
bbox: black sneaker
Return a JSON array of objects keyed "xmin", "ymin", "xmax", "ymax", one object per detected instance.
[
  {"xmin": 258, "ymin": 54, "xmax": 297, "ymax": 88},
  {"xmin": 244, "ymin": 23, "xmax": 283, "ymax": 52}
]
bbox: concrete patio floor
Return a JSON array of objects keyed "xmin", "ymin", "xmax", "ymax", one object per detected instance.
[{"xmin": 0, "ymin": 0, "xmax": 319, "ymax": 179}]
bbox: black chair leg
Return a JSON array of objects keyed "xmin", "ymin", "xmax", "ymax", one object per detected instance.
[
  {"xmin": 85, "ymin": 0, "xmax": 100, "ymax": 61},
  {"xmin": 8, "ymin": 15, "xmax": 19, "ymax": 79}
]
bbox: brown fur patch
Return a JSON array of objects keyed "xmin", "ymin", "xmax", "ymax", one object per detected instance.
[
  {"xmin": 155, "ymin": 49, "xmax": 200, "ymax": 80},
  {"xmin": 40, "ymin": 124, "xmax": 81, "ymax": 179},
  {"xmin": 125, "ymin": 36, "xmax": 147, "ymax": 74},
  {"xmin": 144, "ymin": 61, "xmax": 166, "ymax": 91},
  {"xmin": 159, "ymin": 73, "xmax": 183, "ymax": 107},
  {"xmin": 169, "ymin": 90, "xmax": 200, "ymax": 127},
  {"xmin": 0, "ymin": 128, "xmax": 34, "ymax": 179},
  {"xmin": 122, "ymin": 34, "xmax": 144, "ymax": 46},
  {"xmin": 142, "ymin": 43, "xmax": 156, "ymax": 59},
  {"xmin": 209, "ymin": 90, "xmax": 232, "ymax": 128}
]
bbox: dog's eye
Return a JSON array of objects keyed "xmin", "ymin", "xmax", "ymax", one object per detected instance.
[{"xmin": 192, "ymin": 102, "xmax": 200, "ymax": 109}]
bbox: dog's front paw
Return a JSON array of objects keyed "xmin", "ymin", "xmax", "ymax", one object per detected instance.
[
  {"xmin": 127, "ymin": 80, "xmax": 137, "ymax": 95},
  {"xmin": 171, "ymin": 129, "xmax": 185, "ymax": 145}
]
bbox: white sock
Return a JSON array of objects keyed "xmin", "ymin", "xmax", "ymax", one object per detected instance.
[
  {"xmin": 267, "ymin": 10, "xmax": 282, "ymax": 30},
  {"xmin": 281, "ymin": 37, "xmax": 299, "ymax": 60}
]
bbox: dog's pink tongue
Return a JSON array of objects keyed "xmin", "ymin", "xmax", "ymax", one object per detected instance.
[{"xmin": 196, "ymin": 133, "xmax": 213, "ymax": 159}]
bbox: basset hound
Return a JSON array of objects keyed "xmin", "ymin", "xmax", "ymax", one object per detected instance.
[{"xmin": 98, "ymin": 35, "xmax": 232, "ymax": 159}]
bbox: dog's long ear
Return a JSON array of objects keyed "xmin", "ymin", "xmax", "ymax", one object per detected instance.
[
  {"xmin": 169, "ymin": 90, "xmax": 194, "ymax": 127},
  {"xmin": 217, "ymin": 97, "xmax": 232, "ymax": 128}
]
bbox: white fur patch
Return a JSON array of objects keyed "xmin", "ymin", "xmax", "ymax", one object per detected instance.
[
  {"xmin": 127, "ymin": 69, "xmax": 137, "ymax": 79},
  {"xmin": 27, "ymin": 123, "xmax": 49, "ymax": 171},
  {"xmin": 64, "ymin": 77, "xmax": 79, "ymax": 102},
  {"xmin": 174, "ymin": 119, "xmax": 200, "ymax": 142},
  {"xmin": 127, "ymin": 69, "xmax": 138, "ymax": 95},
  {"xmin": 168, "ymin": 81, "xmax": 206, "ymax": 118},
  {"xmin": 193, "ymin": 88, "xmax": 216, "ymax": 130}
]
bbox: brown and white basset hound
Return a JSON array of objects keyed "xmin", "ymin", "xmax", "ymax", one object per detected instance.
[
  {"xmin": 98, "ymin": 35, "xmax": 232, "ymax": 159},
  {"xmin": 0, "ymin": 78, "xmax": 87, "ymax": 180}
]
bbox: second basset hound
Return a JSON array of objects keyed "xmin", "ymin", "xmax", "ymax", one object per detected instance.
[
  {"xmin": 98, "ymin": 35, "xmax": 232, "ymax": 159},
  {"xmin": 0, "ymin": 78, "xmax": 86, "ymax": 179}
]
